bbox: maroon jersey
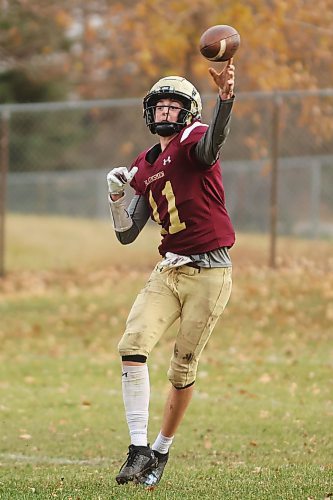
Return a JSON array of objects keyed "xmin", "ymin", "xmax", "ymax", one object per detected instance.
[{"xmin": 130, "ymin": 121, "xmax": 235, "ymax": 256}]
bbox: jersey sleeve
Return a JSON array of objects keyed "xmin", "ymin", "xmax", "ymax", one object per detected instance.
[
  {"xmin": 195, "ymin": 97, "xmax": 234, "ymax": 167},
  {"xmin": 178, "ymin": 123, "xmax": 210, "ymax": 169},
  {"xmin": 179, "ymin": 122, "xmax": 209, "ymax": 147},
  {"xmin": 179, "ymin": 96, "xmax": 234, "ymax": 169}
]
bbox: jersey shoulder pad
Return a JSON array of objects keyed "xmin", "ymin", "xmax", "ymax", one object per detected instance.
[{"xmin": 180, "ymin": 121, "xmax": 209, "ymax": 145}]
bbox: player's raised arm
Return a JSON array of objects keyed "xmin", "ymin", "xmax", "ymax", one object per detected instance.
[{"xmin": 195, "ymin": 59, "xmax": 235, "ymax": 167}]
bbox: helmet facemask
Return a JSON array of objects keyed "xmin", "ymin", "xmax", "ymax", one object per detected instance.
[
  {"xmin": 143, "ymin": 76, "xmax": 202, "ymax": 136},
  {"xmin": 145, "ymin": 97, "xmax": 193, "ymax": 136}
]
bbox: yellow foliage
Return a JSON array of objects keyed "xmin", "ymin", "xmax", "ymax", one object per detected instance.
[
  {"xmin": 8, "ymin": 27, "xmax": 22, "ymax": 47},
  {"xmin": 4, "ymin": 0, "xmax": 332, "ymax": 144},
  {"xmin": 84, "ymin": 26, "xmax": 97, "ymax": 43},
  {"xmin": 55, "ymin": 9, "xmax": 72, "ymax": 29},
  {"xmin": 42, "ymin": 45, "xmax": 52, "ymax": 55},
  {"xmin": 107, "ymin": 0, "xmax": 333, "ymax": 95},
  {"xmin": 120, "ymin": 141, "xmax": 134, "ymax": 156}
]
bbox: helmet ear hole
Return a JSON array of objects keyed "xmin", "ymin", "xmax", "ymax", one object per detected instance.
[{"xmin": 178, "ymin": 109, "xmax": 190, "ymax": 125}]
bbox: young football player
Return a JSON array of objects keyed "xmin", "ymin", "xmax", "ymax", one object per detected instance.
[{"xmin": 107, "ymin": 59, "xmax": 236, "ymax": 487}]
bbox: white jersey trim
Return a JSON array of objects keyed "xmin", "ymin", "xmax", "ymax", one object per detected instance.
[{"xmin": 180, "ymin": 122, "xmax": 208, "ymax": 143}]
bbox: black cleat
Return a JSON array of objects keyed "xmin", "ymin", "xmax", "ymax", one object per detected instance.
[
  {"xmin": 116, "ymin": 444, "xmax": 157, "ymax": 485},
  {"xmin": 138, "ymin": 450, "xmax": 169, "ymax": 487}
]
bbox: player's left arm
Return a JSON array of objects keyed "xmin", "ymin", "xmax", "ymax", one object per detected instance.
[{"xmin": 195, "ymin": 59, "xmax": 235, "ymax": 167}]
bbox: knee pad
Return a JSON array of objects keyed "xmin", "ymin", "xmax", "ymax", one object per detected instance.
[
  {"xmin": 118, "ymin": 336, "xmax": 148, "ymax": 359},
  {"xmin": 167, "ymin": 357, "xmax": 199, "ymax": 389}
]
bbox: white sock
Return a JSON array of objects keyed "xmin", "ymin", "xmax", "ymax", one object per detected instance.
[
  {"xmin": 152, "ymin": 431, "xmax": 174, "ymax": 455},
  {"xmin": 121, "ymin": 364, "xmax": 150, "ymax": 447}
]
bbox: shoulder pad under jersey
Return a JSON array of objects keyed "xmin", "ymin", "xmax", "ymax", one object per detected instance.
[{"xmin": 180, "ymin": 122, "xmax": 209, "ymax": 144}]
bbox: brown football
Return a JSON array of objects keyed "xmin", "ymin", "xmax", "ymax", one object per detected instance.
[{"xmin": 199, "ymin": 25, "xmax": 240, "ymax": 62}]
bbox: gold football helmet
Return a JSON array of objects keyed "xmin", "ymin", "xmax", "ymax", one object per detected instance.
[{"xmin": 143, "ymin": 76, "xmax": 202, "ymax": 136}]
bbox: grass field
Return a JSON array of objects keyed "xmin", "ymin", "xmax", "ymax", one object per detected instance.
[{"xmin": 0, "ymin": 215, "xmax": 332, "ymax": 499}]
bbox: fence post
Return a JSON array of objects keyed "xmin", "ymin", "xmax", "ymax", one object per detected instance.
[
  {"xmin": 310, "ymin": 160, "xmax": 321, "ymax": 238},
  {"xmin": 0, "ymin": 109, "xmax": 10, "ymax": 277},
  {"xmin": 269, "ymin": 95, "xmax": 282, "ymax": 269}
]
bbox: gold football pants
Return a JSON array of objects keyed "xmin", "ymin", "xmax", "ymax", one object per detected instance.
[{"xmin": 118, "ymin": 264, "xmax": 232, "ymax": 388}]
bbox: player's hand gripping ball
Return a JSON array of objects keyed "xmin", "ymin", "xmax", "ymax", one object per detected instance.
[{"xmin": 199, "ymin": 25, "xmax": 240, "ymax": 62}]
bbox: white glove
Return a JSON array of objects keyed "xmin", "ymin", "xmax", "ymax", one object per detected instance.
[{"xmin": 107, "ymin": 166, "xmax": 138, "ymax": 195}]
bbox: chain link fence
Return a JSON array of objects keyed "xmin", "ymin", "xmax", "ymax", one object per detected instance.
[{"xmin": 1, "ymin": 89, "xmax": 333, "ymax": 271}]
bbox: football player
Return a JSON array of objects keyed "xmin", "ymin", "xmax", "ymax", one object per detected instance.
[{"xmin": 107, "ymin": 59, "xmax": 235, "ymax": 487}]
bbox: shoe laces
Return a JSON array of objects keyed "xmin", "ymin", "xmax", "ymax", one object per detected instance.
[
  {"xmin": 120, "ymin": 445, "xmax": 145, "ymax": 469},
  {"xmin": 127, "ymin": 447, "xmax": 141, "ymax": 467}
]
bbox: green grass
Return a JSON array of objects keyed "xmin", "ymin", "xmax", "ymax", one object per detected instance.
[
  {"xmin": 0, "ymin": 463, "xmax": 332, "ymax": 499},
  {"xmin": 0, "ymin": 215, "xmax": 332, "ymax": 499}
]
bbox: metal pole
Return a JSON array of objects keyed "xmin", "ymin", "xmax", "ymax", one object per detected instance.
[
  {"xmin": 310, "ymin": 160, "xmax": 321, "ymax": 239},
  {"xmin": 269, "ymin": 96, "xmax": 281, "ymax": 268},
  {"xmin": 0, "ymin": 110, "xmax": 9, "ymax": 277}
]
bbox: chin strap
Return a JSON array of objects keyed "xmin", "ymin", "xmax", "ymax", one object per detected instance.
[{"xmin": 154, "ymin": 122, "xmax": 182, "ymax": 136}]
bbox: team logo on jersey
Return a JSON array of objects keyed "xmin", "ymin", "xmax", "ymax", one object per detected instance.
[
  {"xmin": 144, "ymin": 170, "xmax": 165, "ymax": 187},
  {"xmin": 163, "ymin": 155, "xmax": 171, "ymax": 166}
]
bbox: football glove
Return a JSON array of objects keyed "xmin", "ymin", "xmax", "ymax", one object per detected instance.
[{"xmin": 107, "ymin": 166, "xmax": 138, "ymax": 195}]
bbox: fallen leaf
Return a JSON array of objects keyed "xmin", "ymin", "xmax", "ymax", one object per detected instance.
[
  {"xmin": 81, "ymin": 400, "xmax": 92, "ymax": 406},
  {"xmin": 24, "ymin": 376, "xmax": 35, "ymax": 384},
  {"xmin": 19, "ymin": 434, "xmax": 32, "ymax": 440},
  {"xmin": 259, "ymin": 373, "xmax": 272, "ymax": 383},
  {"xmin": 289, "ymin": 382, "xmax": 298, "ymax": 395},
  {"xmin": 204, "ymin": 437, "xmax": 212, "ymax": 449}
]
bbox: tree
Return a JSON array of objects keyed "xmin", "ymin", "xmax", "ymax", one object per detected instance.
[
  {"xmin": 1, "ymin": 0, "xmax": 332, "ymax": 158},
  {"xmin": 2, "ymin": 0, "xmax": 332, "ymax": 100},
  {"xmin": 0, "ymin": 0, "xmax": 74, "ymax": 102},
  {"xmin": 78, "ymin": 0, "xmax": 333, "ymax": 97},
  {"xmin": 77, "ymin": 0, "xmax": 333, "ymax": 161}
]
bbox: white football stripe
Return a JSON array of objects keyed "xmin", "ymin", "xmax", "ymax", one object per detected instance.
[
  {"xmin": 180, "ymin": 121, "xmax": 208, "ymax": 142},
  {"xmin": 207, "ymin": 39, "xmax": 227, "ymax": 61}
]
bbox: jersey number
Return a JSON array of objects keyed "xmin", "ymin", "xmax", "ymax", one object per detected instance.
[{"xmin": 149, "ymin": 181, "xmax": 186, "ymax": 235}]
